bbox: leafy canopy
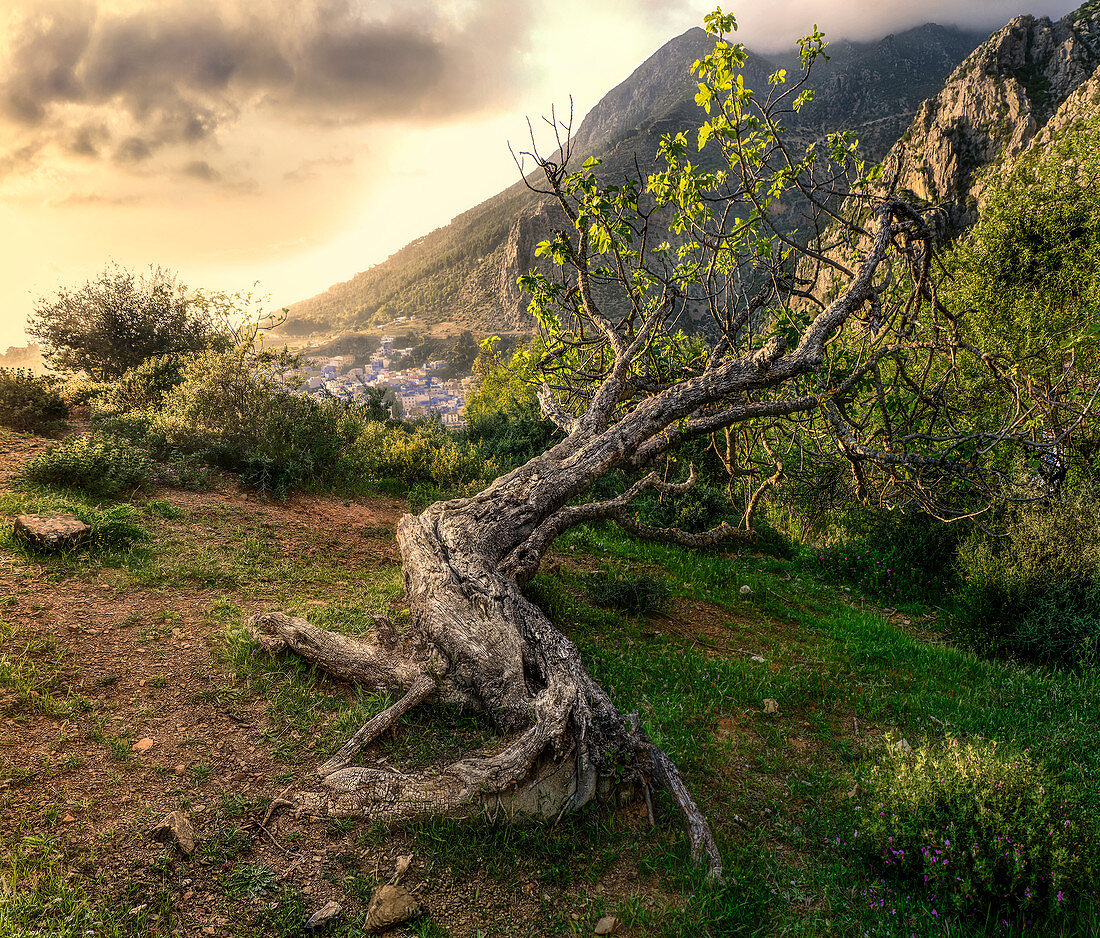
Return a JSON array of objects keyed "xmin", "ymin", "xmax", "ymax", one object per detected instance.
[{"xmin": 28, "ymin": 264, "xmax": 239, "ymax": 380}]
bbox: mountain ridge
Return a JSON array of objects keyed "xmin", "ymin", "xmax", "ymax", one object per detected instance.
[{"xmin": 284, "ymin": 21, "xmax": 987, "ymax": 337}]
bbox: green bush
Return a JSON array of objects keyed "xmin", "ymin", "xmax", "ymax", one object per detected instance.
[
  {"xmin": 953, "ymin": 490, "xmax": 1100, "ymax": 665},
  {"xmin": 21, "ymin": 434, "xmax": 153, "ymax": 497},
  {"xmin": 100, "ymin": 354, "xmax": 189, "ymax": 412},
  {"xmin": 0, "ymin": 368, "xmax": 69, "ymax": 434},
  {"xmin": 464, "ymin": 407, "xmax": 560, "ymax": 468},
  {"xmin": 60, "ymin": 377, "xmax": 114, "ymax": 407},
  {"xmin": 28, "ymin": 263, "xmax": 234, "ymax": 380},
  {"xmin": 348, "ymin": 419, "xmax": 500, "ymax": 492},
  {"xmin": 464, "ymin": 340, "xmax": 561, "ymax": 468},
  {"xmin": 144, "ymin": 350, "xmax": 497, "ymax": 497},
  {"xmin": 584, "ymin": 571, "xmax": 671, "ymax": 617},
  {"xmin": 811, "ymin": 511, "xmax": 959, "ymax": 605},
  {"xmin": 635, "ymin": 480, "xmax": 735, "ymax": 535},
  {"xmin": 152, "ymin": 350, "xmax": 359, "ymax": 497},
  {"xmin": 857, "ymin": 737, "xmax": 1095, "ymax": 923}
]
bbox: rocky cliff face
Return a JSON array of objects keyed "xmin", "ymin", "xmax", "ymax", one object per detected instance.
[
  {"xmin": 453, "ymin": 198, "xmax": 565, "ymax": 332},
  {"xmin": 1016, "ymin": 58, "xmax": 1100, "ymax": 158},
  {"xmin": 877, "ymin": 7, "xmax": 1100, "ymax": 228}
]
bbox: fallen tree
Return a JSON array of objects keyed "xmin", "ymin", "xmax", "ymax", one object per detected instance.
[{"xmin": 250, "ymin": 13, "xmax": 1098, "ymax": 880}]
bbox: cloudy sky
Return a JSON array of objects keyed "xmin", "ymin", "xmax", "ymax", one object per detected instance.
[{"xmin": 0, "ymin": 0, "xmax": 1081, "ymax": 349}]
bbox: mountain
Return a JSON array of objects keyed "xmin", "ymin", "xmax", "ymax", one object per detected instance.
[
  {"xmin": 284, "ymin": 22, "xmax": 985, "ymax": 337},
  {"xmin": 800, "ymin": 2, "xmax": 1100, "ymax": 313},
  {"xmin": 873, "ymin": 4, "xmax": 1100, "ymax": 230}
]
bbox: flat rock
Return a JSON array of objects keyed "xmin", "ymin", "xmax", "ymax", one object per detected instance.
[
  {"xmin": 151, "ymin": 810, "xmax": 195, "ymax": 856},
  {"xmin": 363, "ymin": 885, "xmax": 419, "ymax": 933},
  {"xmin": 305, "ymin": 900, "xmax": 342, "ymax": 930},
  {"xmin": 13, "ymin": 514, "xmax": 89, "ymax": 550},
  {"xmin": 595, "ymin": 915, "xmax": 620, "ymax": 935}
]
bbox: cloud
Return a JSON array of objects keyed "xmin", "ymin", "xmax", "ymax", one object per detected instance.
[
  {"xmin": 0, "ymin": 0, "xmax": 536, "ymax": 182},
  {"xmin": 283, "ymin": 153, "xmax": 354, "ymax": 183},
  {"xmin": 0, "ymin": 141, "xmax": 43, "ymax": 179},
  {"xmin": 728, "ymin": 0, "xmax": 1078, "ymax": 51},
  {"xmin": 115, "ymin": 136, "xmax": 152, "ymax": 162},
  {"xmin": 180, "ymin": 159, "xmax": 220, "ymax": 182},
  {"xmin": 47, "ymin": 190, "xmax": 142, "ymax": 207}
]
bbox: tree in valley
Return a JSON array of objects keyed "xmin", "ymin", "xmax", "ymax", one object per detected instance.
[
  {"xmin": 28, "ymin": 264, "xmax": 237, "ymax": 379},
  {"xmin": 249, "ymin": 13, "xmax": 1098, "ymax": 878}
]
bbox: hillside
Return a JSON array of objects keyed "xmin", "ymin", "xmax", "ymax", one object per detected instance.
[
  {"xmin": 5, "ymin": 419, "xmax": 1100, "ymax": 936},
  {"xmin": 284, "ymin": 23, "xmax": 984, "ymax": 337}
]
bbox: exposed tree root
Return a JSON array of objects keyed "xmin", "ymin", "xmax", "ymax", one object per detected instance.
[
  {"xmin": 317, "ymin": 673, "xmax": 437, "ymax": 778},
  {"xmin": 252, "ymin": 582, "xmax": 725, "ymax": 881},
  {"xmin": 292, "ymin": 684, "xmax": 580, "ymax": 824}
]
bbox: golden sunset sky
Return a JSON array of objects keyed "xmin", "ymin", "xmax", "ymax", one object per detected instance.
[{"xmin": 0, "ymin": 0, "xmax": 1078, "ymax": 349}]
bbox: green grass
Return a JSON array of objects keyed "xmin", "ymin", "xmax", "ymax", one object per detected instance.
[
  {"xmin": 0, "ymin": 489, "xmax": 152, "ymax": 576},
  {"xmin": 0, "ymin": 835, "xmax": 168, "ymax": 938},
  {"xmin": 5, "ymin": 460, "xmax": 1100, "ymax": 935},
  {"xmin": 512, "ymin": 523, "xmax": 1100, "ymax": 935},
  {"xmin": 0, "ymin": 619, "xmax": 91, "ymax": 718}
]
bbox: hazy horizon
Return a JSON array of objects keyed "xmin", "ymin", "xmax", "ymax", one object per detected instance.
[{"xmin": 0, "ymin": 0, "xmax": 1082, "ymax": 350}]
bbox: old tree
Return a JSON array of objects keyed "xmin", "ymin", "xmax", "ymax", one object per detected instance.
[{"xmin": 250, "ymin": 15, "xmax": 1096, "ymax": 879}]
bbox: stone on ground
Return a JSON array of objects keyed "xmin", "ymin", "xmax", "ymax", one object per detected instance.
[
  {"xmin": 304, "ymin": 900, "xmax": 342, "ymax": 930},
  {"xmin": 12, "ymin": 514, "xmax": 89, "ymax": 550},
  {"xmin": 151, "ymin": 811, "xmax": 196, "ymax": 856},
  {"xmin": 363, "ymin": 884, "xmax": 420, "ymax": 933},
  {"xmin": 595, "ymin": 915, "xmax": 620, "ymax": 934}
]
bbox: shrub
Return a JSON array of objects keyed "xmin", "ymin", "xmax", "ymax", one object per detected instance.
[
  {"xmin": 0, "ymin": 368, "xmax": 69, "ymax": 434},
  {"xmin": 100, "ymin": 354, "xmax": 189, "ymax": 412},
  {"xmin": 61, "ymin": 377, "xmax": 114, "ymax": 407},
  {"xmin": 152, "ymin": 350, "xmax": 358, "ymax": 497},
  {"xmin": 21, "ymin": 433, "xmax": 153, "ymax": 497},
  {"xmin": 28, "ymin": 264, "xmax": 234, "ymax": 379},
  {"xmin": 584, "ymin": 571, "xmax": 671, "ymax": 617},
  {"xmin": 635, "ymin": 480, "xmax": 735, "ymax": 535},
  {"xmin": 811, "ymin": 511, "xmax": 960, "ymax": 605},
  {"xmin": 464, "ymin": 340, "xmax": 561, "ymax": 468},
  {"xmin": 348, "ymin": 420, "xmax": 499, "ymax": 493},
  {"xmin": 96, "ymin": 349, "xmax": 500, "ymax": 498},
  {"xmin": 857, "ymin": 736, "xmax": 1096, "ymax": 923},
  {"xmin": 953, "ymin": 489, "xmax": 1100, "ymax": 665}
]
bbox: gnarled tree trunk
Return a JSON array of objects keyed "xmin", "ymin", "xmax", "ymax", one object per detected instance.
[
  {"xmin": 251, "ymin": 199, "xmax": 928, "ymax": 882},
  {"xmin": 254, "ymin": 422, "xmax": 729, "ymax": 876}
]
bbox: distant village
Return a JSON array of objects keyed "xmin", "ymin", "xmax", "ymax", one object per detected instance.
[{"xmin": 280, "ymin": 334, "xmax": 475, "ymax": 426}]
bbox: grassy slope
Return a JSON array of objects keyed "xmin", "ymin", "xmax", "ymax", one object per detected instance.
[{"xmin": 1, "ymin": 423, "xmax": 1099, "ymax": 936}]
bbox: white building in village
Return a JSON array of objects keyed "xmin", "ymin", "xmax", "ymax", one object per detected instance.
[{"xmin": 277, "ymin": 336, "xmax": 474, "ymax": 425}]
